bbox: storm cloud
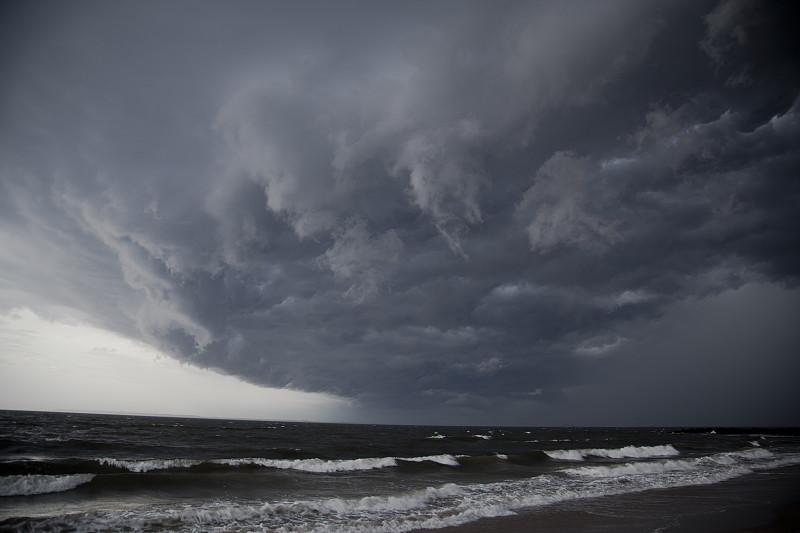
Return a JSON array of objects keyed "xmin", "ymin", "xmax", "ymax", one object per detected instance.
[{"xmin": 1, "ymin": 0, "xmax": 798, "ymax": 424}]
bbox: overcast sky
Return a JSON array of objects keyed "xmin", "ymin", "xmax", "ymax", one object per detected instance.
[{"xmin": 1, "ymin": 0, "xmax": 798, "ymax": 426}]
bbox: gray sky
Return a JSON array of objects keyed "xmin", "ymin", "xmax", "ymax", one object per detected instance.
[{"xmin": 1, "ymin": 0, "xmax": 798, "ymax": 425}]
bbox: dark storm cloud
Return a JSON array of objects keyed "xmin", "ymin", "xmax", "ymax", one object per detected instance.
[{"xmin": 1, "ymin": 0, "xmax": 798, "ymax": 424}]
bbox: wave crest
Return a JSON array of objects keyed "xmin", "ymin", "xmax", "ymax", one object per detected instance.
[
  {"xmin": 544, "ymin": 444, "xmax": 679, "ymax": 461},
  {"xmin": 96, "ymin": 454, "xmax": 461, "ymax": 474},
  {"xmin": 9, "ymin": 449, "xmax": 800, "ymax": 532},
  {"xmin": 0, "ymin": 474, "xmax": 95, "ymax": 496},
  {"xmin": 98, "ymin": 458, "xmax": 203, "ymax": 472},
  {"xmin": 216, "ymin": 454, "xmax": 460, "ymax": 472},
  {"xmin": 566, "ymin": 458, "xmax": 702, "ymax": 477}
]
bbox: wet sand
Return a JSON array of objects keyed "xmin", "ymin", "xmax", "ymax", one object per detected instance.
[{"xmin": 418, "ymin": 465, "xmax": 800, "ymax": 533}]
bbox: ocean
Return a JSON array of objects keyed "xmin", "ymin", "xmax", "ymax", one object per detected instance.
[{"xmin": 1, "ymin": 410, "xmax": 799, "ymax": 532}]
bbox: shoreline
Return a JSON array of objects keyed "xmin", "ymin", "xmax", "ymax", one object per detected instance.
[{"xmin": 417, "ymin": 465, "xmax": 800, "ymax": 533}]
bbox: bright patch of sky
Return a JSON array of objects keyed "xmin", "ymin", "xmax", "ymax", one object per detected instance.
[{"xmin": 0, "ymin": 308, "xmax": 355, "ymax": 421}]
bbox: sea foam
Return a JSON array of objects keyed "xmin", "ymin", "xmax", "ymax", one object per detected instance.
[
  {"xmin": 11, "ymin": 448, "xmax": 800, "ymax": 533},
  {"xmin": 94, "ymin": 454, "xmax": 460, "ymax": 474},
  {"xmin": 215, "ymin": 454, "xmax": 460, "ymax": 472},
  {"xmin": 544, "ymin": 444, "xmax": 679, "ymax": 461},
  {"xmin": 0, "ymin": 474, "xmax": 95, "ymax": 496},
  {"xmin": 98, "ymin": 457, "xmax": 203, "ymax": 472},
  {"xmin": 564, "ymin": 448, "xmax": 783, "ymax": 479},
  {"xmin": 565, "ymin": 458, "xmax": 701, "ymax": 477},
  {"xmin": 215, "ymin": 457, "xmax": 398, "ymax": 472}
]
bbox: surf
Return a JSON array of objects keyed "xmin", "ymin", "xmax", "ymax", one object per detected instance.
[{"xmin": 0, "ymin": 474, "xmax": 95, "ymax": 497}]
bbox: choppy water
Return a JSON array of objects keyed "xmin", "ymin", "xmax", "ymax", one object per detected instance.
[{"xmin": 1, "ymin": 410, "xmax": 799, "ymax": 532}]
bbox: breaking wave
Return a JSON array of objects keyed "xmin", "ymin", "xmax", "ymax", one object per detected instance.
[
  {"xmin": 0, "ymin": 474, "xmax": 95, "ymax": 496},
  {"xmin": 98, "ymin": 457, "xmax": 203, "ymax": 472},
  {"xmin": 12, "ymin": 447, "xmax": 800, "ymax": 533},
  {"xmin": 563, "ymin": 448, "xmax": 795, "ymax": 479},
  {"xmin": 566, "ymin": 458, "xmax": 704, "ymax": 478},
  {"xmin": 96, "ymin": 454, "xmax": 461, "ymax": 473},
  {"xmin": 220, "ymin": 454, "xmax": 462, "ymax": 472},
  {"xmin": 544, "ymin": 444, "xmax": 679, "ymax": 461}
]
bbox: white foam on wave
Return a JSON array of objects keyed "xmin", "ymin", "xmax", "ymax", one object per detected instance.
[
  {"xmin": 565, "ymin": 448, "xmax": 785, "ymax": 479},
  {"xmin": 99, "ymin": 457, "xmax": 203, "ymax": 472},
  {"xmin": 138, "ymin": 483, "xmax": 491, "ymax": 533},
  {"xmin": 545, "ymin": 444, "xmax": 679, "ymax": 461},
  {"xmin": 403, "ymin": 455, "xmax": 462, "ymax": 466},
  {"xmin": 215, "ymin": 454, "xmax": 460, "ymax": 472},
  {"xmin": 0, "ymin": 474, "xmax": 95, "ymax": 496},
  {"xmin": 95, "ymin": 454, "xmax": 460, "ymax": 474},
  {"xmin": 15, "ymin": 448, "xmax": 800, "ymax": 533},
  {"xmin": 216, "ymin": 457, "xmax": 398, "ymax": 472},
  {"xmin": 565, "ymin": 458, "xmax": 702, "ymax": 477},
  {"xmin": 265, "ymin": 483, "xmax": 465, "ymax": 515},
  {"xmin": 730, "ymin": 448, "xmax": 773, "ymax": 460}
]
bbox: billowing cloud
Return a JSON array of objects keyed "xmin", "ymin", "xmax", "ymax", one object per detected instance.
[
  {"xmin": 518, "ymin": 151, "xmax": 621, "ymax": 253},
  {"xmin": 1, "ymin": 0, "xmax": 798, "ymax": 424},
  {"xmin": 321, "ymin": 219, "xmax": 403, "ymax": 302}
]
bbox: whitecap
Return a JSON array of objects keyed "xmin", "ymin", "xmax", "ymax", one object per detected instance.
[
  {"xmin": 0, "ymin": 474, "xmax": 95, "ymax": 496},
  {"xmin": 565, "ymin": 458, "xmax": 701, "ymax": 477},
  {"xmin": 544, "ymin": 444, "xmax": 679, "ymax": 461},
  {"xmin": 215, "ymin": 454, "xmax": 461, "ymax": 472},
  {"xmin": 401, "ymin": 455, "xmax": 461, "ymax": 466},
  {"xmin": 216, "ymin": 457, "xmax": 398, "ymax": 472},
  {"xmin": 98, "ymin": 457, "xmax": 203, "ymax": 472},
  {"xmin": 13, "ymin": 450, "xmax": 800, "ymax": 533}
]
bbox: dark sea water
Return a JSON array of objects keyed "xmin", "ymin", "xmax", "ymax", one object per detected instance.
[{"xmin": 1, "ymin": 410, "xmax": 799, "ymax": 532}]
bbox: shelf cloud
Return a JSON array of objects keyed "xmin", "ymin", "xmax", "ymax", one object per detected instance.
[{"xmin": 1, "ymin": 0, "xmax": 798, "ymax": 424}]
